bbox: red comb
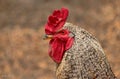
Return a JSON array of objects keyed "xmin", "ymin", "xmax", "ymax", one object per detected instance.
[{"xmin": 45, "ymin": 8, "xmax": 69, "ymax": 35}]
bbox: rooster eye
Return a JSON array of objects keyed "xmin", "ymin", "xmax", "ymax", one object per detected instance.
[
  {"xmin": 61, "ymin": 31, "xmax": 65, "ymax": 34},
  {"xmin": 57, "ymin": 30, "xmax": 65, "ymax": 34}
]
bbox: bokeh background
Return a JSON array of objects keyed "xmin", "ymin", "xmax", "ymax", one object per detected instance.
[{"xmin": 0, "ymin": 0, "xmax": 120, "ymax": 79}]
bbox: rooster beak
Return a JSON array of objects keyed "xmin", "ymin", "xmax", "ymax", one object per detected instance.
[{"xmin": 43, "ymin": 34, "xmax": 53, "ymax": 40}]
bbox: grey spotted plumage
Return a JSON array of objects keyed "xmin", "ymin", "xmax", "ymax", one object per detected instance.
[{"xmin": 56, "ymin": 22, "xmax": 117, "ymax": 79}]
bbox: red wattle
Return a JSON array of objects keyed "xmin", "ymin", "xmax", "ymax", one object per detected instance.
[
  {"xmin": 48, "ymin": 29, "xmax": 74, "ymax": 63},
  {"xmin": 49, "ymin": 38, "xmax": 65, "ymax": 63}
]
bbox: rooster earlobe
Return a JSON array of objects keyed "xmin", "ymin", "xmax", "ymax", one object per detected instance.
[
  {"xmin": 65, "ymin": 32, "xmax": 75, "ymax": 50},
  {"xmin": 65, "ymin": 37, "xmax": 74, "ymax": 50}
]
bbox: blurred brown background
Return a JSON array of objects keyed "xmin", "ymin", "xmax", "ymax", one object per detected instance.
[{"xmin": 0, "ymin": 0, "xmax": 120, "ymax": 79}]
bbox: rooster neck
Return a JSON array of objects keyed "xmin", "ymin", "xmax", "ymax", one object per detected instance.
[{"xmin": 56, "ymin": 23, "xmax": 116, "ymax": 79}]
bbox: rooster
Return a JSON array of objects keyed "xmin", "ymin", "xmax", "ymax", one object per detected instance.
[{"xmin": 43, "ymin": 8, "xmax": 117, "ymax": 79}]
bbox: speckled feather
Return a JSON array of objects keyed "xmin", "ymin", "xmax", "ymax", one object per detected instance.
[{"xmin": 56, "ymin": 22, "xmax": 117, "ymax": 79}]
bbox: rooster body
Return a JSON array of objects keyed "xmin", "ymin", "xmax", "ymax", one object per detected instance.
[
  {"xmin": 44, "ymin": 8, "xmax": 117, "ymax": 79},
  {"xmin": 56, "ymin": 23, "xmax": 117, "ymax": 79}
]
